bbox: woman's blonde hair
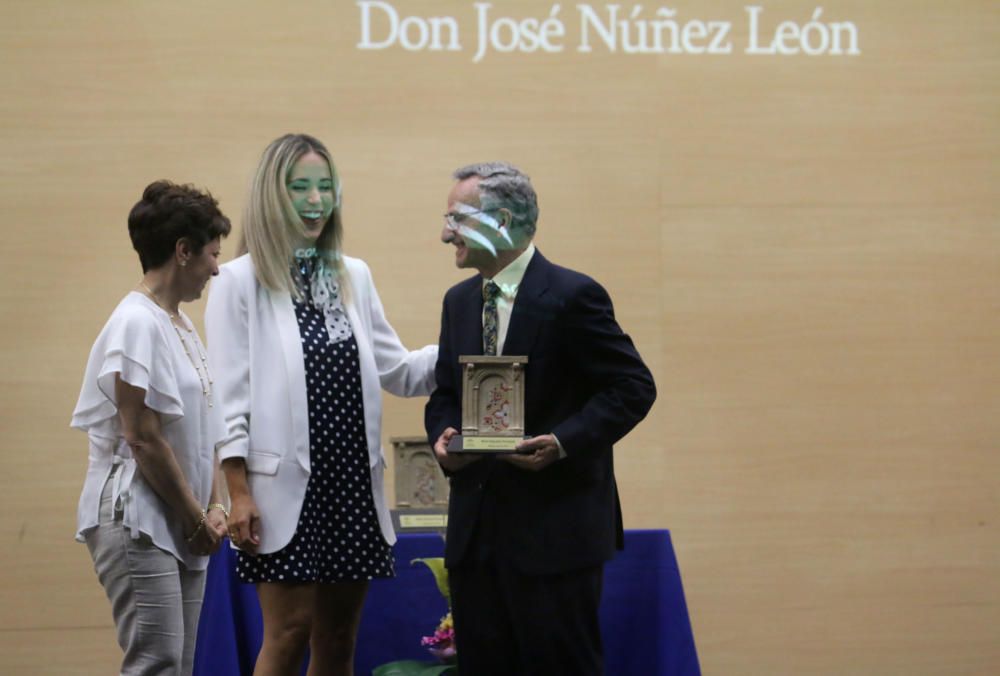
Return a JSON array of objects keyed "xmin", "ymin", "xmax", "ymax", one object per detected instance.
[{"xmin": 239, "ymin": 133, "xmax": 349, "ymax": 301}]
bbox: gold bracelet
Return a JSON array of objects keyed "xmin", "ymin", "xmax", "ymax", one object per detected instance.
[
  {"xmin": 185, "ymin": 510, "xmax": 208, "ymax": 543},
  {"xmin": 207, "ymin": 503, "xmax": 230, "ymax": 519}
]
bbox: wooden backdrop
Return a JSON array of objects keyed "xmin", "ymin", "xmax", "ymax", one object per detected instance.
[{"xmin": 1, "ymin": 1, "xmax": 997, "ymax": 673}]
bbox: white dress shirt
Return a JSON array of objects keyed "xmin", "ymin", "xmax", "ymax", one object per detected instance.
[{"xmin": 483, "ymin": 243, "xmax": 535, "ymax": 355}]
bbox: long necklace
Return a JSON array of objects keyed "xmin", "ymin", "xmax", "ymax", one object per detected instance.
[{"xmin": 139, "ymin": 281, "xmax": 214, "ymax": 408}]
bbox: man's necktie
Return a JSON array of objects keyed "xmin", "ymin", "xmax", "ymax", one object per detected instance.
[{"xmin": 483, "ymin": 281, "xmax": 501, "ymax": 356}]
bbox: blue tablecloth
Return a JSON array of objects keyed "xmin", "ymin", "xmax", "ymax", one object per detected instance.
[{"xmin": 194, "ymin": 529, "xmax": 699, "ymax": 675}]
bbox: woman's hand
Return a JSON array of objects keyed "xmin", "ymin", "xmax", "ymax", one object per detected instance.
[
  {"xmin": 204, "ymin": 508, "xmax": 229, "ymax": 554},
  {"xmin": 228, "ymin": 493, "xmax": 262, "ymax": 556},
  {"xmin": 186, "ymin": 511, "xmax": 223, "ymax": 557}
]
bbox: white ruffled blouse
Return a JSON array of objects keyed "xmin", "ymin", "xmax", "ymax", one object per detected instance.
[{"xmin": 71, "ymin": 292, "xmax": 226, "ymax": 570}]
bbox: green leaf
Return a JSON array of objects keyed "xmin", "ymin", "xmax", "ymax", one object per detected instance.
[
  {"xmin": 422, "ymin": 666, "xmax": 457, "ymax": 676},
  {"xmin": 371, "ymin": 659, "xmax": 457, "ymax": 676},
  {"xmin": 372, "ymin": 659, "xmax": 427, "ymax": 676},
  {"xmin": 420, "ymin": 666, "xmax": 457, "ymax": 676},
  {"xmin": 411, "ymin": 557, "xmax": 451, "ymax": 605}
]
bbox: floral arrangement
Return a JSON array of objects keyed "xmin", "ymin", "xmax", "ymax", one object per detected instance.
[
  {"xmin": 420, "ymin": 610, "xmax": 456, "ymax": 661},
  {"xmin": 373, "ymin": 557, "xmax": 458, "ymax": 676},
  {"xmin": 414, "ymin": 557, "xmax": 456, "ymax": 664}
]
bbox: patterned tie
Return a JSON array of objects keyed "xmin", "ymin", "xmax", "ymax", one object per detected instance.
[{"xmin": 482, "ymin": 281, "xmax": 501, "ymax": 356}]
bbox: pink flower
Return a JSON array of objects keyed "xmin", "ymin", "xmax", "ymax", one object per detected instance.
[
  {"xmin": 428, "ymin": 643, "xmax": 457, "ymax": 660},
  {"xmin": 421, "ymin": 613, "xmax": 457, "ymax": 662}
]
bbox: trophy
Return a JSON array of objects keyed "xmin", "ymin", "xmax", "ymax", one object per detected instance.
[
  {"xmin": 390, "ymin": 436, "xmax": 449, "ymax": 533},
  {"xmin": 446, "ymin": 355, "xmax": 528, "ymax": 453}
]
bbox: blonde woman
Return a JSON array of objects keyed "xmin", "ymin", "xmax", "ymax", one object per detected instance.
[
  {"xmin": 206, "ymin": 134, "xmax": 436, "ymax": 675},
  {"xmin": 72, "ymin": 180, "xmax": 232, "ymax": 675}
]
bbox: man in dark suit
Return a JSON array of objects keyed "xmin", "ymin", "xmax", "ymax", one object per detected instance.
[{"xmin": 425, "ymin": 162, "xmax": 656, "ymax": 675}]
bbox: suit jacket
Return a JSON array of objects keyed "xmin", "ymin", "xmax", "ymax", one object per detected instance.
[
  {"xmin": 425, "ymin": 250, "xmax": 655, "ymax": 575},
  {"xmin": 206, "ymin": 253, "xmax": 437, "ymax": 554}
]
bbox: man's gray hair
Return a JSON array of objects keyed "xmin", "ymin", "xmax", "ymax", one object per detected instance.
[{"xmin": 453, "ymin": 162, "xmax": 539, "ymax": 237}]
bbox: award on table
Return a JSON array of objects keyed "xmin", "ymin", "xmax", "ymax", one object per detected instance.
[
  {"xmin": 389, "ymin": 436, "xmax": 450, "ymax": 533},
  {"xmin": 447, "ymin": 355, "xmax": 528, "ymax": 453}
]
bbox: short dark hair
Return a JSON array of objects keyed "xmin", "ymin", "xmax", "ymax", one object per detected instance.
[{"xmin": 128, "ymin": 180, "xmax": 232, "ymax": 272}]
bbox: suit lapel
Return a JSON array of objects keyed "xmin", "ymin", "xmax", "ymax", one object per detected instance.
[
  {"xmin": 502, "ymin": 251, "xmax": 548, "ymax": 356},
  {"xmin": 457, "ymin": 277, "xmax": 486, "ymax": 357}
]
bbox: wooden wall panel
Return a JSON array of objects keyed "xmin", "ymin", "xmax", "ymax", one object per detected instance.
[{"xmin": 1, "ymin": 1, "xmax": 996, "ymax": 673}]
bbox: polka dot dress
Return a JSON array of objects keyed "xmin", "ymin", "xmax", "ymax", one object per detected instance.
[{"xmin": 237, "ymin": 265, "xmax": 394, "ymax": 584}]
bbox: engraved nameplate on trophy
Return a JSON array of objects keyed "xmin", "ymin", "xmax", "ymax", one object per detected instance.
[{"xmin": 447, "ymin": 356, "xmax": 528, "ymax": 454}]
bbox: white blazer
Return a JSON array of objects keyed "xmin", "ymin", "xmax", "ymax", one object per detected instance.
[{"xmin": 205, "ymin": 253, "xmax": 437, "ymax": 554}]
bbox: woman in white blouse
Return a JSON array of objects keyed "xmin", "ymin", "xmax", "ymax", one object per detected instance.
[
  {"xmin": 206, "ymin": 134, "xmax": 437, "ymax": 675},
  {"xmin": 72, "ymin": 180, "xmax": 232, "ymax": 675}
]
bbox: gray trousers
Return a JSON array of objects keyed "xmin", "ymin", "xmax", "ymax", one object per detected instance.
[{"xmin": 85, "ymin": 470, "xmax": 206, "ymax": 676}]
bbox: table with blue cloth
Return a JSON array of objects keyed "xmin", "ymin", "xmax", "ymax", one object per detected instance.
[{"xmin": 194, "ymin": 529, "xmax": 700, "ymax": 675}]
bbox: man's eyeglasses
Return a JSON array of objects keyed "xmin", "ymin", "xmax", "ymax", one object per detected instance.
[{"xmin": 443, "ymin": 208, "xmax": 500, "ymax": 230}]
